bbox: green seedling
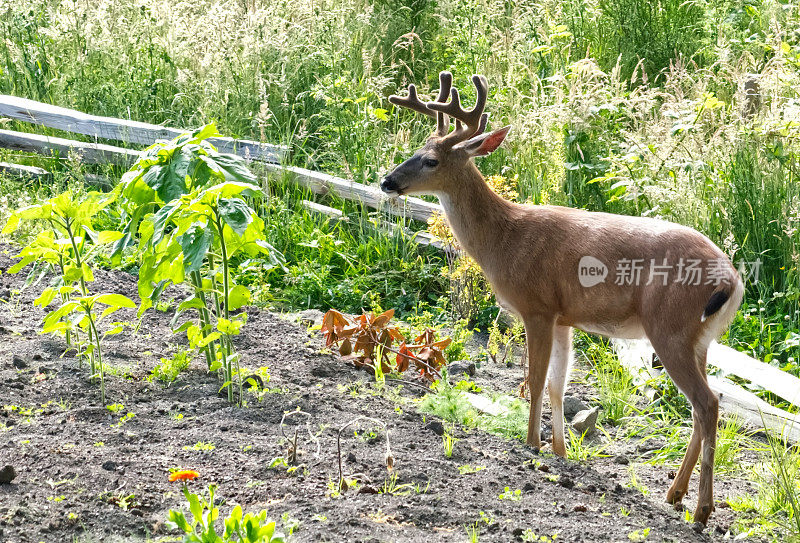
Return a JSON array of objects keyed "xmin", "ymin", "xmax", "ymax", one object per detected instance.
[
  {"xmin": 167, "ymin": 483, "xmax": 285, "ymax": 543},
  {"xmin": 3, "ymin": 191, "xmax": 133, "ymax": 403}
]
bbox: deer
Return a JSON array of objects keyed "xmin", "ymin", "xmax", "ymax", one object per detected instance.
[{"xmin": 381, "ymin": 71, "xmax": 744, "ymax": 525}]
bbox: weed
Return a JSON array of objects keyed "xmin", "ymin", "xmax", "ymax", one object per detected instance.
[
  {"xmin": 458, "ymin": 464, "xmax": 486, "ymax": 475},
  {"xmin": 380, "ymin": 473, "xmax": 415, "ymax": 497},
  {"xmin": 149, "ymin": 350, "xmax": 192, "ymax": 386},
  {"xmin": 442, "ymin": 426, "xmax": 458, "ymax": 458},
  {"xmin": 465, "ymin": 522, "xmax": 480, "ymax": 542},
  {"xmin": 321, "ymin": 308, "xmax": 449, "ymax": 380},
  {"xmin": 583, "ymin": 337, "xmax": 634, "ymax": 426},
  {"xmin": 498, "ymin": 487, "xmax": 522, "ymax": 501},
  {"xmin": 566, "ymin": 427, "xmax": 607, "ymax": 462},
  {"xmin": 280, "ymin": 513, "xmax": 300, "ymax": 536},
  {"xmin": 183, "ymin": 442, "xmax": 215, "ymax": 452},
  {"xmin": 521, "ymin": 529, "xmax": 558, "ymax": 542},
  {"xmin": 626, "ymin": 466, "xmax": 649, "ymax": 496},
  {"xmin": 714, "ymin": 416, "xmax": 746, "ymax": 474},
  {"xmin": 112, "ymin": 412, "xmax": 135, "ymax": 428},
  {"xmin": 627, "ymin": 527, "xmax": 651, "ymax": 542}
]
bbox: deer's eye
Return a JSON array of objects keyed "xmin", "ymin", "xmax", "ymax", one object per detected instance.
[{"xmin": 423, "ymin": 158, "xmax": 439, "ymax": 168}]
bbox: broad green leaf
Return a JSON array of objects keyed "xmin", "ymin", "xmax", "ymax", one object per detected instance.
[
  {"xmin": 188, "ymin": 324, "xmax": 220, "ymax": 349},
  {"xmin": 159, "ymin": 148, "xmax": 193, "ymax": 202},
  {"xmin": 173, "ymin": 320, "xmax": 194, "ymax": 334},
  {"xmin": 217, "ymin": 198, "xmax": 253, "ymax": 236},
  {"xmin": 16, "ymin": 203, "xmax": 52, "ymax": 221},
  {"xmin": 200, "ymin": 181, "xmax": 261, "ymax": 201},
  {"xmin": 81, "ymin": 225, "xmax": 98, "ymax": 245},
  {"xmin": 44, "ymin": 300, "xmax": 81, "ymax": 326},
  {"xmin": 1, "ymin": 214, "xmax": 20, "ymax": 235},
  {"xmin": 216, "ymin": 317, "xmax": 243, "ymax": 336},
  {"xmin": 69, "ymin": 311, "xmax": 88, "ymax": 330},
  {"xmin": 212, "ymin": 153, "xmax": 258, "ymax": 186},
  {"xmin": 190, "ymin": 123, "xmax": 221, "ymax": 143},
  {"xmin": 151, "ymin": 199, "xmax": 181, "ymax": 246},
  {"xmin": 63, "ymin": 265, "xmax": 83, "ymax": 283},
  {"xmin": 141, "ymin": 165, "xmax": 169, "ymax": 201},
  {"xmin": 120, "ymin": 171, "xmax": 156, "ymax": 205},
  {"xmin": 167, "ymin": 510, "xmax": 192, "ymax": 533},
  {"xmin": 112, "ymin": 203, "xmax": 156, "ymax": 264},
  {"xmin": 99, "ymin": 305, "xmax": 122, "ymax": 320},
  {"xmin": 196, "ymin": 331, "xmax": 221, "ymax": 348},
  {"xmin": 41, "ymin": 321, "xmax": 71, "ymax": 334},
  {"xmin": 8, "ymin": 254, "xmax": 35, "ymax": 274},
  {"xmin": 104, "ymin": 323, "xmax": 125, "ymax": 336},
  {"xmin": 180, "ymin": 224, "xmax": 213, "ymax": 273},
  {"xmin": 97, "ymin": 230, "xmax": 125, "ymax": 244},
  {"xmin": 81, "ymin": 263, "xmax": 94, "ymax": 282},
  {"xmin": 229, "ymin": 505, "xmax": 243, "ymax": 524},
  {"xmin": 187, "ymin": 492, "xmax": 203, "ymax": 524},
  {"xmin": 177, "ymin": 296, "xmax": 205, "ymax": 312},
  {"xmin": 227, "ymin": 284, "xmax": 251, "ymax": 311},
  {"xmin": 34, "ymin": 287, "xmax": 57, "ymax": 308},
  {"xmin": 95, "ymin": 293, "xmax": 136, "ymax": 308}
]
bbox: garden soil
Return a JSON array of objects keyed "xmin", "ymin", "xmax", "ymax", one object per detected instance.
[{"xmin": 0, "ymin": 244, "xmax": 762, "ymax": 542}]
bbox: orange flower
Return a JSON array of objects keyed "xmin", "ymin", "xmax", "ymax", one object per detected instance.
[{"xmin": 169, "ymin": 470, "xmax": 200, "ymax": 482}]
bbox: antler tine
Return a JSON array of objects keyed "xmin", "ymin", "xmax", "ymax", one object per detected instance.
[
  {"xmin": 388, "ymin": 84, "xmax": 436, "ymax": 119},
  {"xmin": 427, "ymin": 74, "xmax": 489, "ymax": 146},
  {"xmin": 434, "ymin": 71, "xmax": 453, "ymax": 136}
]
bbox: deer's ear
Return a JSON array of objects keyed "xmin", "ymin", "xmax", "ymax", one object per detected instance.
[{"xmin": 456, "ymin": 126, "xmax": 511, "ymax": 157}]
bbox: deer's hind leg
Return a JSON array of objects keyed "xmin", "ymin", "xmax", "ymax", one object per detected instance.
[{"xmin": 647, "ymin": 333, "xmax": 718, "ymax": 525}]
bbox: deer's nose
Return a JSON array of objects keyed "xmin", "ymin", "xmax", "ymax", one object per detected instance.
[{"xmin": 380, "ymin": 175, "xmax": 398, "ymax": 193}]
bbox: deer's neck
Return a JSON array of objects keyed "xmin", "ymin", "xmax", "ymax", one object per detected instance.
[{"xmin": 436, "ymin": 163, "xmax": 516, "ymax": 266}]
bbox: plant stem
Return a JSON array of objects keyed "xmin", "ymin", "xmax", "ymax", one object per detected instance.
[
  {"xmin": 64, "ymin": 217, "xmax": 95, "ymax": 373},
  {"xmin": 190, "ymin": 270, "xmax": 217, "ymax": 370},
  {"xmin": 86, "ymin": 308, "xmax": 105, "ymax": 404},
  {"xmin": 49, "ymin": 220, "xmax": 73, "ymax": 348},
  {"xmin": 214, "ymin": 212, "xmax": 240, "ymax": 405}
]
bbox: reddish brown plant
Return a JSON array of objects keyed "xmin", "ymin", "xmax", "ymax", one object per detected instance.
[{"xmin": 321, "ymin": 309, "xmax": 448, "ymax": 380}]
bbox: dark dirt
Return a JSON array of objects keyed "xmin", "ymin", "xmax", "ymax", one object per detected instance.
[{"xmin": 0, "ymin": 243, "xmax": 761, "ymax": 542}]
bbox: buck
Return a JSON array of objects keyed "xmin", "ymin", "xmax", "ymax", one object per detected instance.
[{"xmin": 381, "ymin": 71, "xmax": 743, "ymax": 525}]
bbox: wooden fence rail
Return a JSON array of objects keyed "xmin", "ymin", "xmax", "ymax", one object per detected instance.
[
  {"xmin": 263, "ymin": 163, "xmax": 442, "ymax": 224},
  {"xmin": 0, "ymin": 95, "xmax": 285, "ymax": 163},
  {"xmin": 0, "ymin": 129, "xmax": 140, "ymax": 166},
  {"xmin": 3, "ymin": 94, "xmax": 800, "ymax": 442}
]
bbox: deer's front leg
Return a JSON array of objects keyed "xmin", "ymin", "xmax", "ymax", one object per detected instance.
[{"xmin": 523, "ymin": 315, "xmax": 556, "ymax": 450}]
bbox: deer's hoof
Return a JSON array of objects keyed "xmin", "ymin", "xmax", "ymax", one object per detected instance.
[
  {"xmin": 525, "ymin": 436, "xmax": 542, "ymax": 449},
  {"xmin": 551, "ymin": 442, "xmax": 567, "ymax": 458},
  {"xmin": 665, "ymin": 487, "xmax": 685, "ymax": 505},
  {"xmin": 692, "ymin": 503, "xmax": 714, "ymax": 526}
]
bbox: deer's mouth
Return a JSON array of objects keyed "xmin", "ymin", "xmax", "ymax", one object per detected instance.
[{"xmin": 380, "ymin": 177, "xmax": 405, "ymax": 196}]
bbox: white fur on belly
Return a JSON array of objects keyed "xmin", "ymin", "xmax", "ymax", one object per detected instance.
[{"xmin": 574, "ymin": 319, "xmax": 646, "ymax": 339}]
